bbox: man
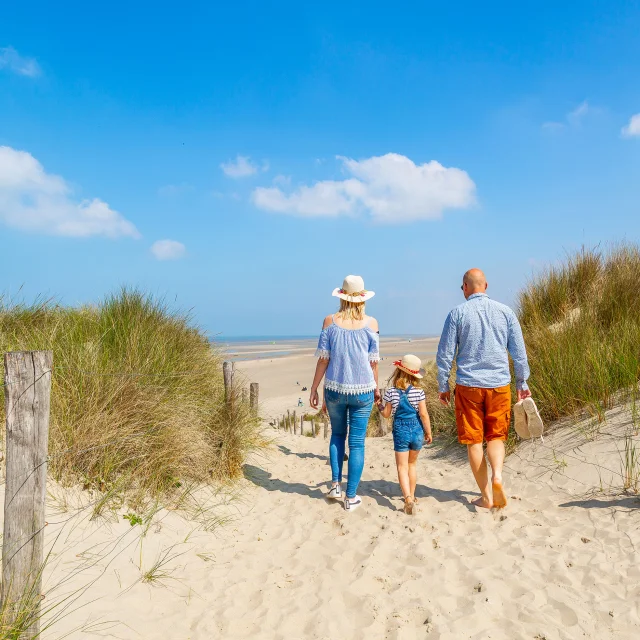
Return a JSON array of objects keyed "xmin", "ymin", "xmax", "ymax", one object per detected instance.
[{"xmin": 436, "ymin": 269, "xmax": 531, "ymax": 509}]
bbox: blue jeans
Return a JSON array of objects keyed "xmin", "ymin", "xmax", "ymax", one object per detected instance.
[
  {"xmin": 325, "ymin": 389, "xmax": 374, "ymax": 499},
  {"xmin": 392, "ymin": 418, "xmax": 425, "ymax": 452}
]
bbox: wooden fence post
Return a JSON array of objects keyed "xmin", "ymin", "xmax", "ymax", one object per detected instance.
[
  {"xmin": 323, "ymin": 415, "xmax": 328, "ymax": 439},
  {"xmin": 1, "ymin": 351, "xmax": 53, "ymax": 638},
  {"xmin": 223, "ymin": 361, "xmax": 233, "ymax": 404},
  {"xmin": 250, "ymin": 382, "xmax": 259, "ymax": 416},
  {"xmin": 293, "ymin": 411, "xmax": 297, "ymax": 435},
  {"xmin": 300, "ymin": 415, "xmax": 304, "ymax": 436}
]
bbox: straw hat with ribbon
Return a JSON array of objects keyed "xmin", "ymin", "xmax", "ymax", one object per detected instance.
[
  {"xmin": 332, "ymin": 275, "xmax": 375, "ymax": 303},
  {"xmin": 392, "ymin": 354, "xmax": 423, "ymax": 379}
]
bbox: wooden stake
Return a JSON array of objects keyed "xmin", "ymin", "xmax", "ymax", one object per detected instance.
[
  {"xmin": 1, "ymin": 351, "xmax": 53, "ymax": 638},
  {"xmin": 300, "ymin": 415, "xmax": 304, "ymax": 436},
  {"xmin": 323, "ymin": 415, "xmax": 329, "ymax": 439},
  {"xmin": 250, "ymin": 382, "xmax": 259, "ymax": 415},
  {"xmin": 223, "ymin": 361, "xmax": 233, "ymax": 404}
]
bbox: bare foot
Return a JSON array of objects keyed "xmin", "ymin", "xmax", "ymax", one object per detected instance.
[
  {"xmin": 404, "ymin": 497, "xmax": 415, "ymax": 515},
  {"xmin": 471, "ymin": 497, "xmax": 493, "ymax": 509},
  {"xmin": 492, "ymin": 482, "xmax": 507, "ymax": 509}
]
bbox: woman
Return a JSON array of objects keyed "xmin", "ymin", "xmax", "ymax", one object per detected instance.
[{"xmin": 309, "ymin": 275, "xmax": 380, "ymax": 512}]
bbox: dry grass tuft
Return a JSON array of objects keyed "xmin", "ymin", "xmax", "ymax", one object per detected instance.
[
  {"xmin": 518, "ymin": 244, "xmax": 640, "ymax": 423},
  {"xmin": 0, "ymin": 288, "xmax": 266, "ymax": 510}
]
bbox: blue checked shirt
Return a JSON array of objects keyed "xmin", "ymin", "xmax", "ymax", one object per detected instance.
[{"xmin": 436, "ymin": 293, "xmax": 530, "ymax": 393}]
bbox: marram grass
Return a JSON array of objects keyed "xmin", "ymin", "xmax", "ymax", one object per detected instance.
[{"xmin": 0, "ymin": 289, "xmax": 265, "ymax": 509}]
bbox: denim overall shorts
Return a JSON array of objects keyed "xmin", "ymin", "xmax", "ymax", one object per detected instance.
[{"xmin": 392, "ymin": 386, "xmax": 425, "ymax": 453}]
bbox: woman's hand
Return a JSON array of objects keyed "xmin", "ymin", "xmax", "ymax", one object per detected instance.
[
  {"xmin": 424, "ymin": 430, "xmax": 433, "ymax": 445},
  {"xmin": 374, "ymin": 388, "xmax": 381, "ymax": 404},
  {"xmin": 310, "ymin": 387, "xmax": 319, "ymax": 410}
]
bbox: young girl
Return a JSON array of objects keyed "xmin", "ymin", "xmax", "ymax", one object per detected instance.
[{"xmin": 377, "ymin": 354, "xmax": 432, "ymax": 515}]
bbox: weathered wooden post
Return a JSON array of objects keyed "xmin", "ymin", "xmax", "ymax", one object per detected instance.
[
  {"xmin": 1, "ymin": 351, "xmax": 53, "ymax": 638},
  {"xmin": 293, "ymin": 410, "xmax": 297, "ymax": 435},
  {"xmin": 300, "ymin": 415, "xmax": 304, "ymax": 436},
  {"xmin": 323, "ymin": 415, "xmax": 329, "ymax": 439},
  {"xmin": 223, "ymin": 361, "xmax": 233, "ymax": 404},
  {"xmin": 250, "ymin": 382, "xmax": 259, "ymax": 416}
]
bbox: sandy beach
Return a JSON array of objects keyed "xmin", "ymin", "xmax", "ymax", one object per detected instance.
[
  {"xmin": 3, "ymin": 342, "xmax": 636, "ymax": 639},
  {"xmin": 231, "ymin": 336, "xmax": 439, "ymax": 423}
]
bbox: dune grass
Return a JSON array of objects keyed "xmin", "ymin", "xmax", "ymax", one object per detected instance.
[
  {"xmin": 0, "ymin": 289, "xmax": 265, "ymax": 510},
  {"xmin": 517, "ymin": 244, "xmax": 640, "ymax": 424}
]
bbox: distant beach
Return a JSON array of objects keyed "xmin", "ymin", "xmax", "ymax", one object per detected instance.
[{"xmin": 228, "ymin": 335, "xmax": 440, "ymax": 422}]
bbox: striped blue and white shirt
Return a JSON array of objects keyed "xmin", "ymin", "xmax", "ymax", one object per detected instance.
[
  {"xmin": 436, "ymin": 293, "xmax": 530, "ymax": 393},
  {"xmin": 383, "ymin": 386, "xmax": 425, "ymax": 415},
  {"xmin": 316, "ymin": 317, "xmax": 380, "ymax": 395}
]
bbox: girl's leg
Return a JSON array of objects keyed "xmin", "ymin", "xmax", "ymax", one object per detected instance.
[
  {"xmin": 395, "ymin": 451, "xmax": 411, "ymax": 498},
  {"xmin": 345, "ymin": 392, "xmax": 374, "ymax": 499},
  {"xmin": 325, "ymin": 392, "xmax": 348, "ymax": 485},
  {"xmin": 408, "ymin": 450, "xmax": 420, "ymax": 499}
]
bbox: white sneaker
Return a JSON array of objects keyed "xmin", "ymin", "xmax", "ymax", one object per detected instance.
[
  {"xmin": 513, "ymin": 400, "xmax": 528, "ymax": 438},
  {"xmin": 344, "ymin": 496, "xmax": 362, "ymax": 512},
  {"xmin": 327, "ymin": 484, "xmax": 342, "ymax": 500},
  {"xmin": 522, "ymin": 397, "xmax": 544, "ymax": 438}
]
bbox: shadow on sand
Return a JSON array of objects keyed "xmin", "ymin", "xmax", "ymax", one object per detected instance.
[
  {"xmin": 276, "ymin": 445, "xmax": 328, "ymax": 462},
  {"xmin": 243, "ymin": 463, "xmax": 479, "ymax": 513},
  {"xmin": 559, "ymin": 495, "xmax": 640, "ymax": 510}
]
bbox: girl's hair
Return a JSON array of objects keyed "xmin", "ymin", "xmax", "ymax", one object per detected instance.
[
  {"xmin": 390, "ymin": 368, "xmax": 420, "ymax": 391},
  {"xmin": 336, "ymin": 299, "xmax": 366, "ymax": 322}
]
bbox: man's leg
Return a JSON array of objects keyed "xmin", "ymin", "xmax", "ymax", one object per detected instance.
[
  {"xmin": 486, "ymin": 439, "xmax": 505, "ymax": 484},
  {"xmin": 455, "ymin": 386, "xmax": 492, "ymax": 508},
  {"xmin": 485, "ymin": 386, "xmax": 511, "ymax": 508},
  {"xmin": 467, "ymin": 443, "xmax": 492, "ymax": 508}
]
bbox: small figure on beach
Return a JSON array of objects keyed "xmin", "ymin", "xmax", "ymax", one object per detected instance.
[
  {"xmin": 436, "ymin": 269, "xmax": 531, "ymax": 509},
  {"xmin": 297, "ymin": 397, "xmax": 303, "ymax": 407},
  {"xmin": 376, "ymin": 355, "xmax": 432, "ymax": 515},
  {"xmin": 310, "ymin": 275, "xmax": 380, "ymax": 512}
]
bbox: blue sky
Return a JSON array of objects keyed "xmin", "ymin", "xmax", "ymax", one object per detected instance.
[{"xmin": 1, "ymin": 1, "xmax": 639, "ymax": 337}]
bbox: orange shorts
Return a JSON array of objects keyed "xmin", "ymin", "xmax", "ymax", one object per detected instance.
[{"xmin": 454, "ymin": 385, "xmax": 511, "ymax": 445}]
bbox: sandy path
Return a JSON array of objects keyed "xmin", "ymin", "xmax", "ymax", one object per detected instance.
[{"xmin": 24, "ymin": 406, "xmax": 640, "ymax": 639}]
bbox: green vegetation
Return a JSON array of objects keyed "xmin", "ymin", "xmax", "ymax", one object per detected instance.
[
  {"xmin": 518, "ymin": 245, "xmax": 640, "ymax": 423},
  {"xmin": 0, "ymin": 289, "xmax": 265, "ymax": 510}
]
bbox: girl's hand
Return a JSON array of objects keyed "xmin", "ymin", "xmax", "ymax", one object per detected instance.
[
  {"xmin": 310, "ymin": 388, "xmax": 319, "ymax": 410},
  {"xmin": 424, "ymin": 431, "xmax": 433, "ymax": 445}
]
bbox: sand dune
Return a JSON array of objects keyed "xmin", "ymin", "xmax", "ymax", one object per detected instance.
[{"xmin": 10, "ymin": 401, "xmax": 639, "ymax": 639}]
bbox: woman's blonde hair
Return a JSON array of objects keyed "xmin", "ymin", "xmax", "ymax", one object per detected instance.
[
  {"xmin": 336, "ymin": 299, "xmax": 366, "ymax": 322},
  {"xmin": 390, "ymin": 368, "xmax": 420, "ymax": 391}
]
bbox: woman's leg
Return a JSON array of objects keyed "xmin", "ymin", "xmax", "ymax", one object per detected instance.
[
  {"xmin": 325, "ymin": 391, "xmax": 348, "ymax": 485},
  {"xmin": 395, "ymin": 451, "xmax": 411, "ymax": 498},
  {"xmin": 345, "ymin": 392, "xmax": 374, "ymax": 499},
  {"xmin": 408, "ymin": 450, "xmax": 420, "ymax": 499}
]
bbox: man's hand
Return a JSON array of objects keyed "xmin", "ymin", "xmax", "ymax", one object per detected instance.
[
  {"xmin": 309, "ymin": 388, "xmax": 319, "ymax": 410},
  {"xmin": 439, "ymin": 391, "xmax": 451, "ymax": 406},
  {"xmin": 374, "ymin": 388, "xmax": 381, "ymax": 404},
  {"xmin": 517, "ymin": 389, "xmax": 532, "ymax": 401}
]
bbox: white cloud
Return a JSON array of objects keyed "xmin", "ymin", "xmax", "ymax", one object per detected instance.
[
  {"xmin": 542, "ymin": 100, "xmax": 598, "ymax": 132},
  {"xmin": 0, "ymin": 46, "xmax": 41, "ymax": 77},
  {"xmin": 567, "ymin": 100, "xmax": 590, "ymax": 126},
  {"xmin": 151, "ymin": 240, "xmax": 186, "ymax": 261},
  {"xmin": 273, "ymin": 174, "xmax": 291, "ymax": 186},
  {"xmin": 220, "ymin": 155, "xmax": 258, "ymax": 178},
  {"xmin": 252, "ymin": 153, "xmax": 476, "ymax": 223},
  {"xmin": 158, "ymin": 183, "xmax": 194, "ymax": 196},
  {"xmin": 0, "ymin": 146, "xmax": 139, "ymax": 238},
  {"xmin": 622, "ymin": 113, "xmax": 640, "ymax": 138}
]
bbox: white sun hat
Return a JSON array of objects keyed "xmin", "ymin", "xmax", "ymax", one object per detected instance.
[
  {"xmin": 332, "ymin": 275, "xmax": 375, "ymax": 302},
  {"xmin": 393, "ymin": 354, "xmax": 423, "ymax": 379}
]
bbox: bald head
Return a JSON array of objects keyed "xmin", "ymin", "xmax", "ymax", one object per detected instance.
[{"xmin": 462, "ymin": 269, "xmax": 487, "ymax": 297}]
